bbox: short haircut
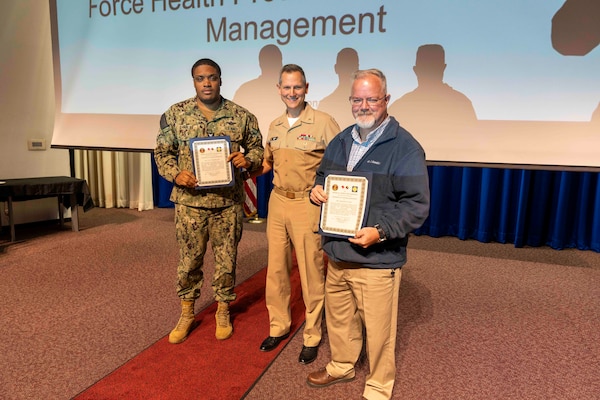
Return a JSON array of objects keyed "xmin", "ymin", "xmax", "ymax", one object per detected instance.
[
  {"xmin": 416, "ymin": 44, "xmax": 445, "ymax": 66},
  {"xmin": 191, "ymin": 58, "xmax": 222, "ymax": 77},
  {"xmin": 352, "ymin": 68, "xmax": 387, "ymax": 94},
  {"xmin": 279, "ymin": 64, "xmax": 306, "ymax": 85}
]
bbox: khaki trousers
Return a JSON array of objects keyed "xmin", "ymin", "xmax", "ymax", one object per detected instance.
[
  {"xmin": 265, "ymin": 190, "xmax": 325, "ymax": 346},
  {"xmin": 325, "ymin": 259, "xmax": 402, "ymax": 400}
]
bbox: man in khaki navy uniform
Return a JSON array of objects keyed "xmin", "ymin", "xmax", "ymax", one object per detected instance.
[
  {"xmin": 155, "ymin": 58, "xmax": 264, "ymax": 344},
  {"xmin": 251, "ymin": 64, "xmax": 340, "ymax": 365}
]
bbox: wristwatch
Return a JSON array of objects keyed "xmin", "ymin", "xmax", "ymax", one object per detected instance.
[{"xmin": 374, "ymin": 224, "xmax": 387, "ymax": 242}]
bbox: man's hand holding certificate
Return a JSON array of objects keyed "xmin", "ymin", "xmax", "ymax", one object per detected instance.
[
  {"xmin": 189, "ymin": 136, "xmax": 234, "ymax": 188},
  {"xmin": 318, "ymin": 173, "xmax": 370, "ymax": 238}
]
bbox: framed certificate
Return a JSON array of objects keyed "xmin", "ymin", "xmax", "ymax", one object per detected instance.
[
  {"xmin": 319, "ymin": 172, "xmax": 371, "ymax": 238},
  {"xmin": 189, "ymin": 136, "xmax": 234, "ymax": 189}
]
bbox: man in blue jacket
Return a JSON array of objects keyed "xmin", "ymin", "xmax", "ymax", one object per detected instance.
[{"xmin": 307, "ymin": 69, "xmax": 430, "ymax": 400}]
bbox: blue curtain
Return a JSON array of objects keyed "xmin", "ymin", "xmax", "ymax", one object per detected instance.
[
  {"xmin": 256, "ymin": 172, "xmax": 274, "ymax": 218},
  {"xmin": 415, "ymin": 166, "xmax": 600, "ymax": 252},
  {"xmin": 151, "ymin": 157, "xmax": 600, "ymax": 252},
  {"xmin": 150, "ymin": 156, "xmax": 176, "ymax": 208}
]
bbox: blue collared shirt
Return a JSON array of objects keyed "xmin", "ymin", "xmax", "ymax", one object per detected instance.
[{"xmin": 347, "ymin": 116, "xmax": 391, "ymax": 171}]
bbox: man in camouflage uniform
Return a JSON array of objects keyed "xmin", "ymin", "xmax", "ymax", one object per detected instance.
[{"xmin": 155, "ymin": 58, "xmax": 264, "ymax": 343}]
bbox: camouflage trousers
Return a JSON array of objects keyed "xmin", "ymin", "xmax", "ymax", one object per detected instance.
[{"xmin": 174, "ymin": 203, "xmax": 243, "ymax": 303}]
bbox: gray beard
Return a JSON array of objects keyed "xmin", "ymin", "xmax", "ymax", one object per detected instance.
[{"xmin": 355, "ymin": 116, "xmax": 375, "ymax": 130}]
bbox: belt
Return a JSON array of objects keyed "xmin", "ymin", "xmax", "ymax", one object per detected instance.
[{"xmin": 273, "ymin": 187, "xmax": 309, "ymax": 199}]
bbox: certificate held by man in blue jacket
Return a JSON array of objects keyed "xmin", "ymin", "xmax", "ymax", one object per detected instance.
[{"xmin": 319, "ymin": 172, "xmax": 371, "ymax": 238}]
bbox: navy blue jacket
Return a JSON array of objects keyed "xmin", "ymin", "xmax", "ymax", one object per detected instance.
[{"xmin": 315, "ymin": 116, "xmax": 430, "ymax": 269}]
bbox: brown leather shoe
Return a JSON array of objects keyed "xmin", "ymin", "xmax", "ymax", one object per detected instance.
[{"xmin": 307, "ymin": 367, "xmax": 354, "ymax": 388}]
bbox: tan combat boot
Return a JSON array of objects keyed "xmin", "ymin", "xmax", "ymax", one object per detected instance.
[
  {"xmin": 215, "ymin": 301, "xmax": 233, "ymax": 340},
  {"xmin": 168, "ymin": 300, "xmax": 196, "ymax": 344}
]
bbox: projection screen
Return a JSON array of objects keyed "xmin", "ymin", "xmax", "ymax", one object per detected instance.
[{"xmin": 49, "ymin": 0, "xmax": 600, "ymax": 169}]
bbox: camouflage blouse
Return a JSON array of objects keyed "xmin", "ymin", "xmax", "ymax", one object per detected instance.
[{"xmin": 154, "ymin": 97, "xmax": 264, "ymax": 208}]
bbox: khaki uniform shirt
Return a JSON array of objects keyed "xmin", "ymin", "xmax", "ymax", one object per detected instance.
[
  {"xmin": 154, "ymin": 97, "xmax": 264, "ymax": 208},
  {"xmin": 265, "ymin": 103, "xmax": 340, "ymax": 192}
]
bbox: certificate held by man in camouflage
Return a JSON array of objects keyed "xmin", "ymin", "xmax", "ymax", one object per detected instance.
[{"xmin": 189, "ymin": 136, "xmax": 234, "ymax": 189}]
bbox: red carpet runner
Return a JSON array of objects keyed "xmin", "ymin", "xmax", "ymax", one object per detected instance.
[{"xmin": 75, "ymin": 267, "xmax": 305, "ymax": 400}]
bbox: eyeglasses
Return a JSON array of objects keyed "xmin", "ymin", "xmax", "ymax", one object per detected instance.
[
  {"xmin": 349, "ymin": 97, "xmax": 386, "ymax": 106},
  {"xmin": 194, "ymin": 74, "xmax": 220, "ymax": 83}
]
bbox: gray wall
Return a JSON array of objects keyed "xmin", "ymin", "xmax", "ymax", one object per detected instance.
[{"xmin": 0, "ymin": 1, "xmax": 71, "ymax": 226}]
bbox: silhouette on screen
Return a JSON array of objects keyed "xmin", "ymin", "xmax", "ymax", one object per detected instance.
[
  {"xmin": 388, "ymin": 44, "xmax": 477, "ymax": 138},
  {"xmin": 233, "ymin": 44, "xmax": 284, "ymax": 138},
  {"xmin": 317, "ymin": 47, "xmax": 360, "ymax": 131},
  {"xmin": 592, "ymin": 102, "xmax": 600, "ymax": 126},
  {"xmin": 551, "ymin": 0, "xmax": 599, "ymax": 128},
  {"xmin": 551, "ymin": 0, "xmax": 600, "ymax": 56}
]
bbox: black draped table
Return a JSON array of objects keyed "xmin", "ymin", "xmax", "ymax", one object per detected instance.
[{"xmin": 0, "ymin": 176, "xmax": 94, "ymax": 242}]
